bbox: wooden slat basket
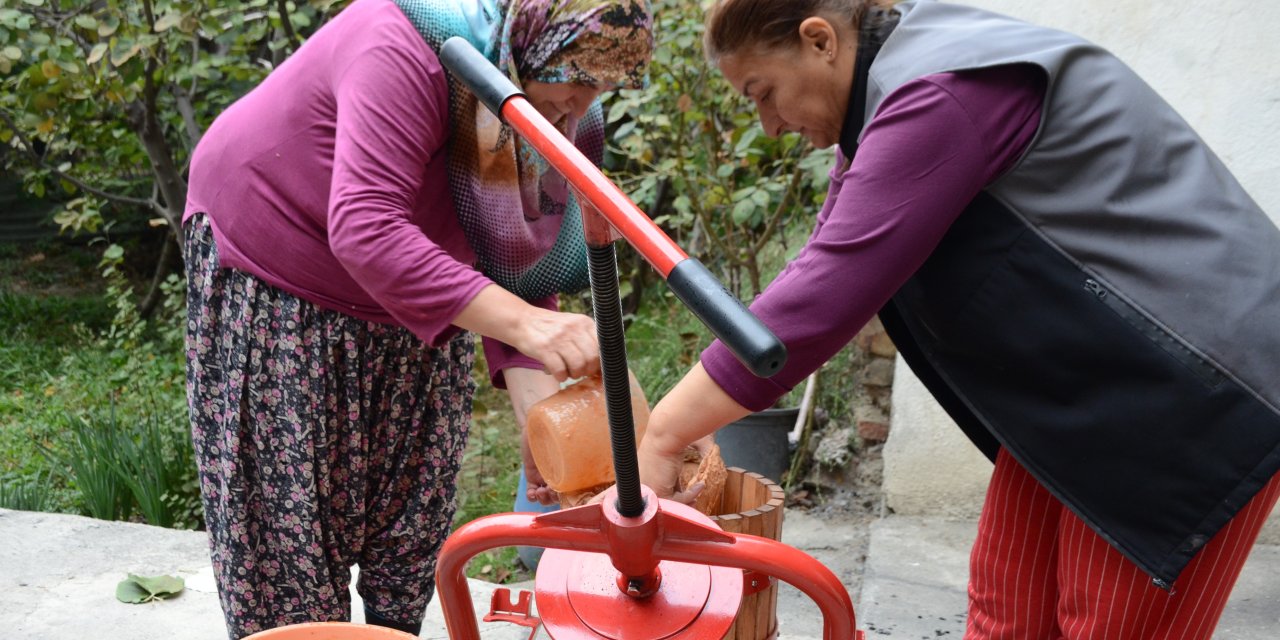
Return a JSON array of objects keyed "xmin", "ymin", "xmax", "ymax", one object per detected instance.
[{"xmin": 709, "ymin": 467, "xmax": 786, "ymax": 640}]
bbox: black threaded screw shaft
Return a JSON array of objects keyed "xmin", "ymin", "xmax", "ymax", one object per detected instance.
[{"xmin": 587, "ymin": 243, "xmax": 645, "ymax": 517}]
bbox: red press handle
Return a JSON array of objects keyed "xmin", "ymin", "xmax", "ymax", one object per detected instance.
[{"xmin": 437, "ymin": 37, "xmax": 786, "ymax": 377}]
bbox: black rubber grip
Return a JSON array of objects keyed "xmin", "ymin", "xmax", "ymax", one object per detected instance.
[
  {"xmin": 438, "ymin": 36, "xmax": 522, "ymax": 117},
  {"xmin": 667, "ymin": 258, "xmax": 787, "ymax": 378}
]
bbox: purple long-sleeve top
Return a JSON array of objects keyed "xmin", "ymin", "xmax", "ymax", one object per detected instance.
[
  {"xmin": 184, "ymin": 0, "xmax": 542, "ymax": 382},
  {"xmin": 702, "ymin": 65, "xmax": 1048, "ymax": 411}
]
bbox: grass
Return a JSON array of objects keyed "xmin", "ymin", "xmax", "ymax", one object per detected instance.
[
  {"xmin": 452, "ymin": 354, "xmax": 524, "ymax": 527},
  {"xmin": 0, "ymin": 240, "xmax": 194, "ymax": 522},
  {"xmin": 452, "ymin": 349, "xmax": 533, "ymax": 582},
  {"xmin": 1, "ymin": 243, "xmax": 115, "ymax": 506},
  {"xmin": 0, "ymin": 471, "xmax": 55, "ymax": 511},
  {"xmin": 38, "ymin": 413, "xmax": 135, "ymax": 521},
  {"xmin": 1, "ymin": 241, "xmax": 541, "ymax": 579}
]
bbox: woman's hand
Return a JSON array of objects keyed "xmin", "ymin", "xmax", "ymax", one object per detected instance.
[
  {"xmin": 637, "ymin": 432, "xmax": 713, "ymax": 505},
  {"xmin": 636, "ymin": 432, "xmax": 685, "ymax": 500},
  {"xmin": 521, "ymin": 439, "xmax": 559, "ymax": 505},
  {"xmin": 637, "ymin": 362, "xmax": 752, "ymax": 502},
  {"xmin": 452, "ymin": 284, "xmax": 600, "ymax": 381},
  {"xmin": 505, "ymin": 367, "xmax": 563, "ymax": 506},
  {"xmin": 508, "ymin": 306, "xmax": 599, "ymax": 381}
]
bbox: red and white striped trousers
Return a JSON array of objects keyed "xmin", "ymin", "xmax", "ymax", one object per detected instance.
[{"xmin": 966, "ymin": 448, "xmax": 1280, "ymax": 640}]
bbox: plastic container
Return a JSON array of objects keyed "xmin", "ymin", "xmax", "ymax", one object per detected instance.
[
  {"xmin": 525, "ymin": 374, "xmax": 649, "ymax": 493},
  {"xmin": 717, "ymin": 407, "xmax": 798, "ymax": 484},
  {"xmin": 242, "ymin": 622, "xmax": 418, "ymax": 639}
]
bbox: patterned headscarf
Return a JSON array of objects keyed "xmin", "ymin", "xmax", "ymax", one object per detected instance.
[
  {"xmin": 500, "ymin": 0, "xmax": 652, "ymax": 88},
  {"xmin": 394, "ymin": 0, "xmax": 654, "ymax": 300}
]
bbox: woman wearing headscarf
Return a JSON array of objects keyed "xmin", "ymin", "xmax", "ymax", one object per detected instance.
[
  {"xmin": 635, "ymin": 0, "xmax": 1280, "ymax": 638},
  {"xmin": 182, "ymin": 0, "xmax": 652, "ymax": 636}
]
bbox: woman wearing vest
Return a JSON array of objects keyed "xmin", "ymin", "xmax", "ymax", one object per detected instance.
[
  {"xmin": 183, "ymin": 0, "xmax": 652, "ymax": 636},
  {"xmin": 636, "ymin": 1, "xmax": 1280, "ymax": 638}
]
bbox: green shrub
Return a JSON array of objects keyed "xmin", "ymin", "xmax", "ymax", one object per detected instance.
[
  {"xmin": 2, "ymin": 242, "xmax": 194, "ymax": 524},
  {"xmin": 39, "ymin": 413, "xmax": 134, "ymax": 521},
  {"xmin": 37, "ymin": 404, "xmax": 201, "ymax": 528},
  {"xmin": 604, "ymin": 0, "xmax": 834, "ymax": 301},
  {"xmin": 0, "ymin": 471, "xmax": 55, "ymax": 512},
  {"xmin": 106, "ymin": 408, "xmax": 198, "ymax": 529}
]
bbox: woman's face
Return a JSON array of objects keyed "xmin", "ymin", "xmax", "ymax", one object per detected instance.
[
  {"xmin": 523, "ymin": 80, "xmax": 606, "ymax": 130},
  {"xmin": 717, "ymin": 17, "xmax": 856, "ymax": 149}
]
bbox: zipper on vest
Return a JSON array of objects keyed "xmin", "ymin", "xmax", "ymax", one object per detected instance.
[{"xmin": 1083, "ymin": 279, "xmax": 1226, "ymax": 388}]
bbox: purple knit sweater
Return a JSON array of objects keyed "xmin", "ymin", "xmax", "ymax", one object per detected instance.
[
  {"xmin": 702, "ymin": 65, "xmax": 1047, "ymax": 411},
  {"xmin": 184, "ymin": 0, "xmax": 544, "ymax": 381}
]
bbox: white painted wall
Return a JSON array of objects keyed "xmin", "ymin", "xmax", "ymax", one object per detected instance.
[{"xmin": 884, "ymin": 0, "xmax": 1280, "ymax": 540}]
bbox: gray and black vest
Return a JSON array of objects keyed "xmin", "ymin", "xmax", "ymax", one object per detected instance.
[{"xmin": 860, "ymin": 0, "xmax": 1280, "ymax": 585}]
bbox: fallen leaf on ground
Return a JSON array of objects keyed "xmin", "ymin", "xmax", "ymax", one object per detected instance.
[{"xmin": 116, "ymin": 573, "xmax": 185, "ymax": 604}]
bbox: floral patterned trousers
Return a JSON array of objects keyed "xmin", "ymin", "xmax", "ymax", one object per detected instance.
[{"xmin": 184, "ymin": 215, "xmax": 475, "ymax": 639}]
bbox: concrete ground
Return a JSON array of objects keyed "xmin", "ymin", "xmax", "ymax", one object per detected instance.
[
  {"xmin": 856, "ymin": 516, "xmax": 1280, "ymax": 640},
  {"xmin": 2, "ymin": 507, "xmax": 1276, "ymax": 639}
]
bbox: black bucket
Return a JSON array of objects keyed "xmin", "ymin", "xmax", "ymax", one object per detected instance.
[{"xmin": 716, "ymin": 407, "xmax": 798, "ymax": 485}]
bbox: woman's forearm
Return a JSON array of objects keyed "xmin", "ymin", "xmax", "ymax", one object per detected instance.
[
  {"xmin": 504, "ymin": 366, "xmax": 563, "ymax": 428},
  {"xmin": 452, "ymin": 284, "xmax": 598, "ymax": 381},
  {"xmin": 643, "ymin": 362, "xmax": 751, "ymax": 455},
  {"xmin": 451, "ymin": 284, "xmax": 535, "ymax": 345},
  {"xmin": 637, "ymin": 362, "xmax": 750, "ymax": 499}
]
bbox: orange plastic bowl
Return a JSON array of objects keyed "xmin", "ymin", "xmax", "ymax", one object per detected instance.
[{"xmin": 242, "ymin": 622, "xmax": 418, "ymax": 639}]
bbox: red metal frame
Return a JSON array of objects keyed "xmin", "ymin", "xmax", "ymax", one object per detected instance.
[
  {"xmin": 483, "ymin": 589, "xmax": 540, "ymax": 640},
  {"xmin": 436, "ymin": 486, "xmax": 859, "ymax": 640}
]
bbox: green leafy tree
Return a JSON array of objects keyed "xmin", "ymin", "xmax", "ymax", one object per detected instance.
[
  {"xmin": 605, "ymin": 0, "xmax": 834, "ymax": 300},
  {"xmin": 0, "ymin": 0, "xmax": 349, "ymax": 315}
]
